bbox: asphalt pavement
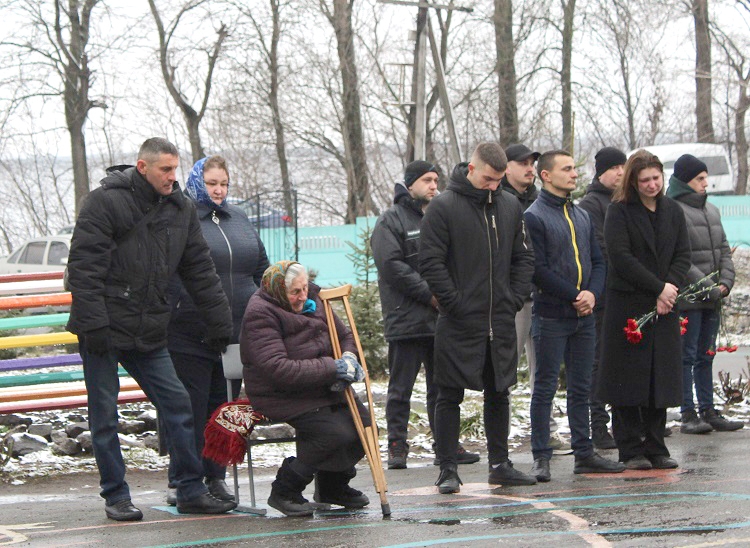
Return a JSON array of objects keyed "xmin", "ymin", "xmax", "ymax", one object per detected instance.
[{"xmin": 3, "ymin": 420, "xmax": 750, "ymax": 547}]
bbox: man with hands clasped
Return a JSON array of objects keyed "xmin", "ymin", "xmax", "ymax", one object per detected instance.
[{"xmin": 523, "ymin": 150, "xmax": 625, "ymax": 482}]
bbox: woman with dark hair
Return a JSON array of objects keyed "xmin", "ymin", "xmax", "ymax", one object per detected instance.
[
  {"xmin": 166, "ymin": 155, "xmax": 270, "ymax": 504},
  {"xmin": 241, "ymin": 261, "xmax": 370, "ymax": 517},
  {"xmin": 596, "ymin": 150, "xmax": 691, "ymax": 471}
]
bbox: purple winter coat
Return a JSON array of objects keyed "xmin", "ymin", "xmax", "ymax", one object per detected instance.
[{"xmin": 240, "ymin": 283, "xmax": 356, "ymax": 421}]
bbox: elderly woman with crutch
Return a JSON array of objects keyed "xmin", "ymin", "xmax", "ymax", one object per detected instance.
[{"xmin": 240, "ymin": 260, "xmax": 370, "ymax": 517}]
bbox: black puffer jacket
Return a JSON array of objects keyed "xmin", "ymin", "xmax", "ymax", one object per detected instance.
[
  {"xmin": 419, "ymin": 163, "xmax": 535, "ymax": 392},
  {"xmin": 371, "ymin": 183, "xmax": 435, "ymax": 341},
  {"xmin": 168, "ymin": 200, "xmax": 270, "ymax": 358},
  {"xmin": 578, "ymin": 178, "xmax": 614, "ymax": 309},
  {"xmin": 67, "ymin": 166, "xmax": 232, "ymax": 352},
  {"xmin": 578, "ymin": 177, "xmax": 614, "ymax": 262}
]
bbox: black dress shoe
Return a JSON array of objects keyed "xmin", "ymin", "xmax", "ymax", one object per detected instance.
[
  {"xmin": 435, "ymin": 466, "xmax": 462, "ymax": 494},
  {"xmin": 530, "ymin": 457, "xmax": 551, "ymax": 482},
  {"xmin": 648, "ymin": 455, "xmax": 679, "ymax": 469},
  {"xmin": 574, "ymin": 452, "xmax": 626, "ymax": 474},
  {"xmin": 105, "ymin": 499, "xmax": 143, "ymax": 521},
  {"xmin": 488, "ymin": 460, "xmax": 537, "ymax": 485},
  {"xmin": 177, "ymin": 492, "xmax": 237, "ymax": 514},
  {"xmin": 206, "ymin": 478, "xmax": 235, "ymax": 502},
  {"xmin": 623, "ymin": 455, "xmax": 652, "ymax": 470}
]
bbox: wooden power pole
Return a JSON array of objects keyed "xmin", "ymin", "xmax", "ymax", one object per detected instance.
[{"xmin": 380, "ymin": 0, "xmax": 470, "ymax": 165}]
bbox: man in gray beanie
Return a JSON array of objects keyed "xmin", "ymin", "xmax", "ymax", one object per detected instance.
[{"xmin": 372, "ymin": 160, "xmax": 480, "ymax": 469}]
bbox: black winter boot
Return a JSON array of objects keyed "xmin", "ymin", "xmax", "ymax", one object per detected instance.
[
  {"xmin": 314, "ymin": 468, "xmax": 370, "ymax": 508},
  {"xmin": 268, "ymin": 457, "xmax": 317, "ymax": 517}
]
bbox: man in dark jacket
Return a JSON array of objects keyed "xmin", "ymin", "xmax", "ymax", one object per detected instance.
[
  {"xmin": 524, "ymin": 150, "xmax": 625, "ymax": 482},
  {"xmin": 501, "ymin": 144, "xmax": 540, "ymax": 387},
  {"xmin": 666, "ymin": 154, "xmax": 741, "ymax": 434},
  {"xmin": 420, "ymin": 142, "xmax": 537, "ymax": 493},
  {"xmin": 372, "ymin": 160, "xmax": 479, "ymax": 469},
  {"xmin": 578, "ymin": 146, "xmax": 626, "ymax": 450},
  {"xmin": 66, "ymin": 138, "xmax": 236, "ymax": 521},
  {"xmin": 501, "ymin": 143, "xmax": 571, "ymax": 452}
]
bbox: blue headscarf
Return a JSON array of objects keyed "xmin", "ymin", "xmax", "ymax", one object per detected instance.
[{"xmin": 185, "ymin": 157, "xmax": 228, "ymax": 209}]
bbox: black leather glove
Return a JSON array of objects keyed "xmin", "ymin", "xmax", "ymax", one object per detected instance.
[
  {"xmin": 84, "ymin": 327, "xmax": 110, "ymax": 356},
  {"xmin": 206, "ymin": 337, "xmax": 230, "ymax": 354}
]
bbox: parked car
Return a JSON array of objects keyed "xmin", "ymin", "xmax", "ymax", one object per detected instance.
[
  {"xmin": 628, "ymin": 143, "xmax": 735, "ymax": 195},
  {"xmin": 0, "ymin": 234, "xmax": 72, "ymax": 274}
]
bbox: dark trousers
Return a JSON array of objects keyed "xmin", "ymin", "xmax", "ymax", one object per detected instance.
[
  {"xmin": 590, "ymin": 306, "xmax": 611, "ymax": 429},
  {"xmin": 680, "ymin": 308, "xmax": 720, "ymax": 413},
  {"xmin": 167, "ymin": 350, "xmax": 242, "ymax": 485},
  {"xmin": 287, "ymin": 403, "xmax": 368, "ymax": 473},
  {"xmin": 385, "ymin": 337, "xmax": 436, "ymax": 443},
  {"xmin": 612, "ymin": 406, "xmax": 669, "ymax": 462},
  {"xmin": 80, "ymin": 341, "xmax": 207, "ymax": 505},
  {"xmin": 530, "ymin": 314, "xmax": 595, "ymax": 460},
  {"xmin": 434, "ymin": 340, "xmax": 510, "ymax": 468}
]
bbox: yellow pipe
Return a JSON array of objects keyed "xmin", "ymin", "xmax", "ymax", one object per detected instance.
[{"xmin": 0, "ymin": 331, "xmax": 78, "ymax": 349}]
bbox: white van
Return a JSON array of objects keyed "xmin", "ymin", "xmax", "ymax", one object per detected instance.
[{"xmin": 628, "ymin": 143, "xmax": 735, "ymax": 195}]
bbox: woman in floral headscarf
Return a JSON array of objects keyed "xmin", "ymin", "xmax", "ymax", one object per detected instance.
[
  {"xmin": 166, "ymin": 155, "xmax": 269, "ymax": 505},
  {"xmin": 240, "ymin": 260, "xmax": 370, "ymax": 517}
]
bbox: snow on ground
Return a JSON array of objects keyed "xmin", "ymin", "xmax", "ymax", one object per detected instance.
[{"xmin": 5, "ymin": 373, "xmax": 749, "ymax": 484}]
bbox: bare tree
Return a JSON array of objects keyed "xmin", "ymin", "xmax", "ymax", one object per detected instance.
[
  {"xmin": 581, "ymin": 0, "xmax": 675, "ymax": 149},
  {"xmin": 235, "ymin": 0, "xmax": 295, "ymax": 217},
  {"xmin": 560, "ymin": 0, "xmax": 575, "ymax": 151},
  {"xmin": 712, "ymin": 19, "xmax": 750, "ymax": 194},
  {"xmin": 493, "ymin": 0, "xmax": 518, "ymax": 146},
  {"xmin": 1, "ymin": 0, "xmax": 106, "ymax": 214},
  {"xmin": 319, "ymin": 0, "xmax": 371, "ymax": 223},
  {"xmin": 147, "ymin": 0, "xmax": 228, "ymax": 162},
  {"xmin": 693, "ymin": 0, "xmax": 715, "ymax": 142}
]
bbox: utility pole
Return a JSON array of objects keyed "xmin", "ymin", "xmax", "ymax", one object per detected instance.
[{"xmin": 380, "ymin": 0, "xmax": 471, "ymax": 165}]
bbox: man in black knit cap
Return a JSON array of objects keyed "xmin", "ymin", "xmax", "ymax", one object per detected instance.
[
  {"xmin": 579, "ymin": 146, "xmax": 626, "ymax": 450},
  {"xmin": 667, "ymin": 154, "xmax": 739, "ymax": 435},
  {"xmin": 372, "ymin": 160, "xmax": 480, "ymax": 469}
]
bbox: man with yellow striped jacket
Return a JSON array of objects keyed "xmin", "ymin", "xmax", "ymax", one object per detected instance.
[{"xmin": 523, "ymin": 150, "xmax": 624, "ymax": 482}]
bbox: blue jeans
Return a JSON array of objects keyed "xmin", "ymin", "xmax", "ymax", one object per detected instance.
[
  {"xmin": 680, "ymin": 308, "xmax": 720, "ymax": 413},
  {"xmin": 81, "ymin": 340, "xmax": 208, "ymax": 505},
  {"xmin": 530, "ymin": 314, "xmax": 595, "ymax": 460}
]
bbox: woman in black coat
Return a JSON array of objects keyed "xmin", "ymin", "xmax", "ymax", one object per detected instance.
[
  {"xmin": 166, "ymin": 155, "xmax": 269, "ymax": 504},
  {"xmin": 596, "ymin": 149, "xmax": 691, "ymax": 471}
]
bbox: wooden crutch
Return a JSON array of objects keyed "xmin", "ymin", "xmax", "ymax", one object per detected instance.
[{"xmin": 319, "ymin": 284, "xmax": 391, "ymax": 517}]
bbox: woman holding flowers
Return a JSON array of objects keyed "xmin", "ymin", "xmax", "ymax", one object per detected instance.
[{"xmin": 596, "ymin": 150, "xmax": 691, "ymax": 470}]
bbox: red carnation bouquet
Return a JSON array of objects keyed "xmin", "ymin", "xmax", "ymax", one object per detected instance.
[
  {"xmin": 624, "ymin": 271, "xmax": 718, "ymax": 345},
  {"xmin": 710, "ymin": 299, "xmax": 738, "ymax": 355}
]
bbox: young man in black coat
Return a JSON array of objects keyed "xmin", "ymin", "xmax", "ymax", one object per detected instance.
[
  {"xmin": 66, "ymin": 138, "xmax": 236, "ymax": 521},
  {"xmin": 420, "ymin": 142, "xmax": 537, "ymax": 493},
  {"xmin": 372, "ymin": 161, "xmax": 479, "ymax": 469},
  {"xmin": 524, "ymin": 150, "xmax": 625, "ymax": 482},
  {"xmin": 578, "ymin": 146, "xmax": 627, "ymax": 450}
]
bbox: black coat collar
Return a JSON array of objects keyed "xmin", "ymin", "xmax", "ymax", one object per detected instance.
[{"xmin": 628, "ymin": 196, "xmax": 671, "ymax": 258}]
